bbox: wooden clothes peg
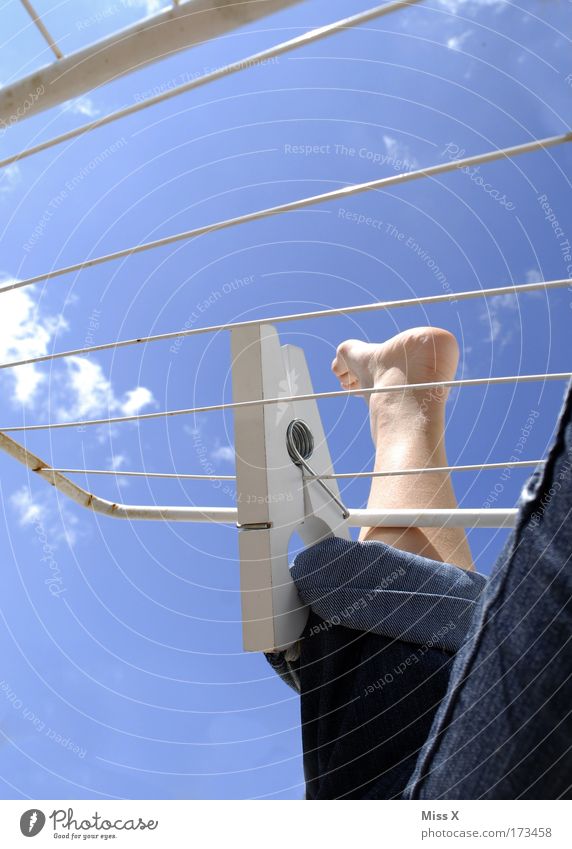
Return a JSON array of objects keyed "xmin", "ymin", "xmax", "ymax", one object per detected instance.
[{"xmin": 230, "ymin": 323, "xmax": 350, "ymax": 652}]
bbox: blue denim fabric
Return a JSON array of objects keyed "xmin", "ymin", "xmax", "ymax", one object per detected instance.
[
  {"xmin": 299, "ymin": 610, "xmax": 455, "ymax": 799},
  {"xmin": 292, "ymin": 537, "xmax": 487, "ymax": 653},
  {"xmin": 290, "ymin": 542, "xmax": 487, "ymax": 798},
  {"xmin": 403, "ymin": 380, "xmax": 572, "ymax": 800},
  {"xmin": 276, "ymin": 379, "xmax": 572, "ymax": 799},
  {"xmin": 266, "ymin": 537, "xmax": 487, "ymax": 692}
]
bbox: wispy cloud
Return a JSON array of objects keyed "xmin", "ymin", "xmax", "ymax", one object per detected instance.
[
  {"xmin": 131, "ymin": 0, "xmax": 168, "ymax": 16},
  {"xmin": 107, "ymin": 451, "xmax": 130, "ymax": 487},
  {"xmin": 447, "ymin": 30, "xmax": 473, "ymax": 51},
  {"xmin": 57, "ymin": 357, "xmax": 155, "ymax": 421},
  {"xmin": 0, "ymin": 164, "xmax": 21, "ymax": 196},
  {"xmin": 480, "ymin": 292, "xmax": 520, "ymax": 346},
  {"xmin": 62, "ymin": 95, "xmax": 100, "ymax": 118},
  {"xmin": 0, "ymin": 278, "xmax": 68, "ymax": 406},
  {"xmin": 108, "ymin": 453, "xmax": 128, "ymax": 471},
  {"xmin": 183, "ymin": 417, "xmax": 207, "ymax": 440},
  {"xmin": 484, "ymin": 296, "xmax": 516, "ymax": 344},
  {"xmin": 121, "ymin": 386, "xmax": 154, "ymax": 417},
  {"xmin": 211, "ymin": 444, "xmax": 235, "ymax": 464},
  {"xmin": 524, "ymin": 268, "xmax": 544, "ymax": 285},
  {"xmin": 10, "ymin": 484, "xmax": 82, "ymax": 548},
  {"xmin": 382, "ymin": 135, "xmax": 419, "ymax": 170},
  {"xmin": 11, "ymin": 486, "xmax": 43, "ymax": 525},
  {"xmin": 437, "ymin": 0, "xmax": 505, "ymax": 13},
  {"xmin": 1, "ymin": 284, "xmax": 156, "ymax": 546},
  {"xmin": 479, "ymin": 269, "xmax": 544, "ymax": 345}
]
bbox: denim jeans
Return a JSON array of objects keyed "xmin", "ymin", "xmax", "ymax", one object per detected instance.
[{"xmin": 271, "ymin": 380, "xmax": 572, "ymax": 799}]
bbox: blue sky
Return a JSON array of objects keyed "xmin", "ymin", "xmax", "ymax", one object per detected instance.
[{"xmin": 0, "ymin": 0, "xmax": 570, "ymax": 800}]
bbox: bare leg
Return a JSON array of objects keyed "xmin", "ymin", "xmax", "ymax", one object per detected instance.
[{"xmin": 332, "ymin": 326, "xmax": 474, "ymax": 571}]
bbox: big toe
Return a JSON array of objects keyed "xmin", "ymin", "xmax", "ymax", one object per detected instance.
[{"xmin": 332, "ymin": 339, "xmax": 365, "ymax": 375}]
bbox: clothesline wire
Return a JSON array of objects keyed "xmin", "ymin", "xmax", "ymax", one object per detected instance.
[
  {"xmin": 2, "ymin": 372, "xmax": 570, "ymax": 433},
  {"xmin": 19, "ymin": 0, "xmax": 63, "ymax": 59},
  {"xmin": 43, "ymin": 458, "xmax": 545, "ymax": 480},
  {"xmin": 2, "ymin": 131, "xmax": 570, "ymax": 297},
  {"xmin": 0, "ymin": 0, "xmax": 423, "ymax": 172},
  {"xmin": 0, "ymin": 277, "xmax": 568, "ymax": 372},
  {"xmin": 311, "ymin": 459, "xmax": 546, "ymax": 479}
]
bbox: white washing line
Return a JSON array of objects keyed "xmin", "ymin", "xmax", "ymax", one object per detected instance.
[
  {"xmin": 45, "ymin": 458, "xmax": 544, "ymax": 479},
  {"xmin": 20, "ymin": 0, "xmax": 63, "ymax": 59},
  {"xmin": 0, "ymin": 278, "xmax": 568, "ymax": 372},
  {"xmin": 3, "ymin": 131, "xmax": 571, "ymax": 296},
  {"xmin": 313, "ymin": 459, "xmax": 545, "ymax": 479},
  {"xmin": 2, "ymin": 372, "xmax": 570, "ymax": 433},
  {"xmin": 0, "ymin": 0, "xmax": 423, "ymax": 169}
]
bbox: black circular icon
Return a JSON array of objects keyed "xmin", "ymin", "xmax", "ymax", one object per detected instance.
[{"xmin": 19, "ymin": 810, "xmax": 46, "ymax": 837}]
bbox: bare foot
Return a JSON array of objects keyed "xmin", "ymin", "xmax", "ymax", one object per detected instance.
[{"xmin": 331, "ymin": 327, "xmax": 459, "ymax": 435}]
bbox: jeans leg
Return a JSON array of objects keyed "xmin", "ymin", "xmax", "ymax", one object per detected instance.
[
  {"xmin": 299, "ymin": 611, "xmax": 454, "ymax": 799},
  {"xmin": 405, "ymin": 381, "xmax": 572, "ymax": 799}
]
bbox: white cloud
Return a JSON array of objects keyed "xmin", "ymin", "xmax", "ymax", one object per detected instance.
[
  {"xmin": 382, "ymin": 135, "xmax": 419, "ymax": 171},
  {"xmin": 383, "ymin": 135, "xmax": 400, "ymax": 156},
  {"xmin": 57, "ymin": 357, "xmax": 155, "ymax": 421},
  {"xmin": 447, "ymin": 30, "xmax": 473, "ymax": 51},
  {"xmin": 62, "ymin": 95, "xmax": 100, "ymax": 118},
  {"xmin": 107, "ymin": 452, "xmax": 130, "ymax": 486},
  {"xmin": 121, "ymin": 386, "xmax": 154, "ymax": 417},
  {"xmin": 489, "ymin": 294, "xmax": 518, "ymax": 310},
  {"xmin": 183, "ymin": 419, "xmax": 205, "ymax": 439},
  {"xmin": 11, "ymin": 484, "xmax": 82, "ymax": 548},
  {"xmin": 0, "ymin": 281, "xmax": 155, "ymax": 546},
  {"xmin": 108, "ymin": 453, "xmax": 127, "ymax": 471},
  {"xmin": 0, "ymin": 163, "xmax": 21, "ymax": 196},
  {"xmin": 0, "ymin": 274, "xmax": 156, "ymax": 424},
  {"xmin": 0, "ymin": 279, "xmax": 68, "ymax": 406},
  {"xmin": 59, "ymin": 357, "xmax": 115, "ymax": 419},
  {"xmin": 11, "ymin": 485, "xmax": 44, "ymax": 525},
  {"xmin": 438, "ymin": 0, "xmax": 505, "ymax": 12},
  {"xmin": 480, "ymin": 292, "xmax": 520, "ymax": 345},
  {"xmin": 524, "ymin": 268, "xmax": 544, "ymax": 284},
  {"xmin": 211, "ymin": 444, "xmax": 235, "ymax": 463},
  {"xmin": 479, "ymin": 269, "xmax": 546, "ymax": 345}
]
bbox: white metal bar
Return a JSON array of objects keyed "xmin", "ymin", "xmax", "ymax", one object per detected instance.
[
  {"xmin": 46, "ymin": 468, "xmax": 235, "ymax": 479},
  {"xmin": 349, "ymin": 508, "xmax": 518, "ymax": 529},
  {"xmin": 1, "ymin": 372, "xmax": 570, "ymax": 432},
  {"xmin": 1, "ymin": 0, "xmax": 305, "ymax": 128},
  {"xmin": 46, "ymin": 458, "xmax": 544, "ymax": 479},
  {"xmin": 0, "ymin": 0, "xmax": 423, "ymax": 167},
  {"xmin": 313, "ymin": 459, "xmax": 545, "ymax": 479},
  {"xmin": 0, "ymin": 278, "xmax": 568, "ymax": 372},
  {"xmin": 20, "ymin": 0, "xmax": 63, "ymax": 60},
  {"xmin": 5, "ymin": 131, "xmax": 570, "ymax": 295}
]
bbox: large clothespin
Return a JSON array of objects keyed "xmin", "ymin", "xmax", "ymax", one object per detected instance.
[{"xmin": 230, "ymin": 323, "xmax": 350, "ymax": 652}]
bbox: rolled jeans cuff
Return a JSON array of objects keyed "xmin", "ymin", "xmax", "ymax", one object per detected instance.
[{"xmin": 266, "ymin": 536, "xmax": 487, "ymax": 691}]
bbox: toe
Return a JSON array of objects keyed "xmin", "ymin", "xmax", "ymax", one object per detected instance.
[{"xmin": 332, "ymin": 340, "xmax": 358, "ymax": 375}]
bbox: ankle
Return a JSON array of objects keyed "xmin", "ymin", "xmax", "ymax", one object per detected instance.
[{"xmin": 370, "ymin": 387, "xmax": 448, "ymax": 437}]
